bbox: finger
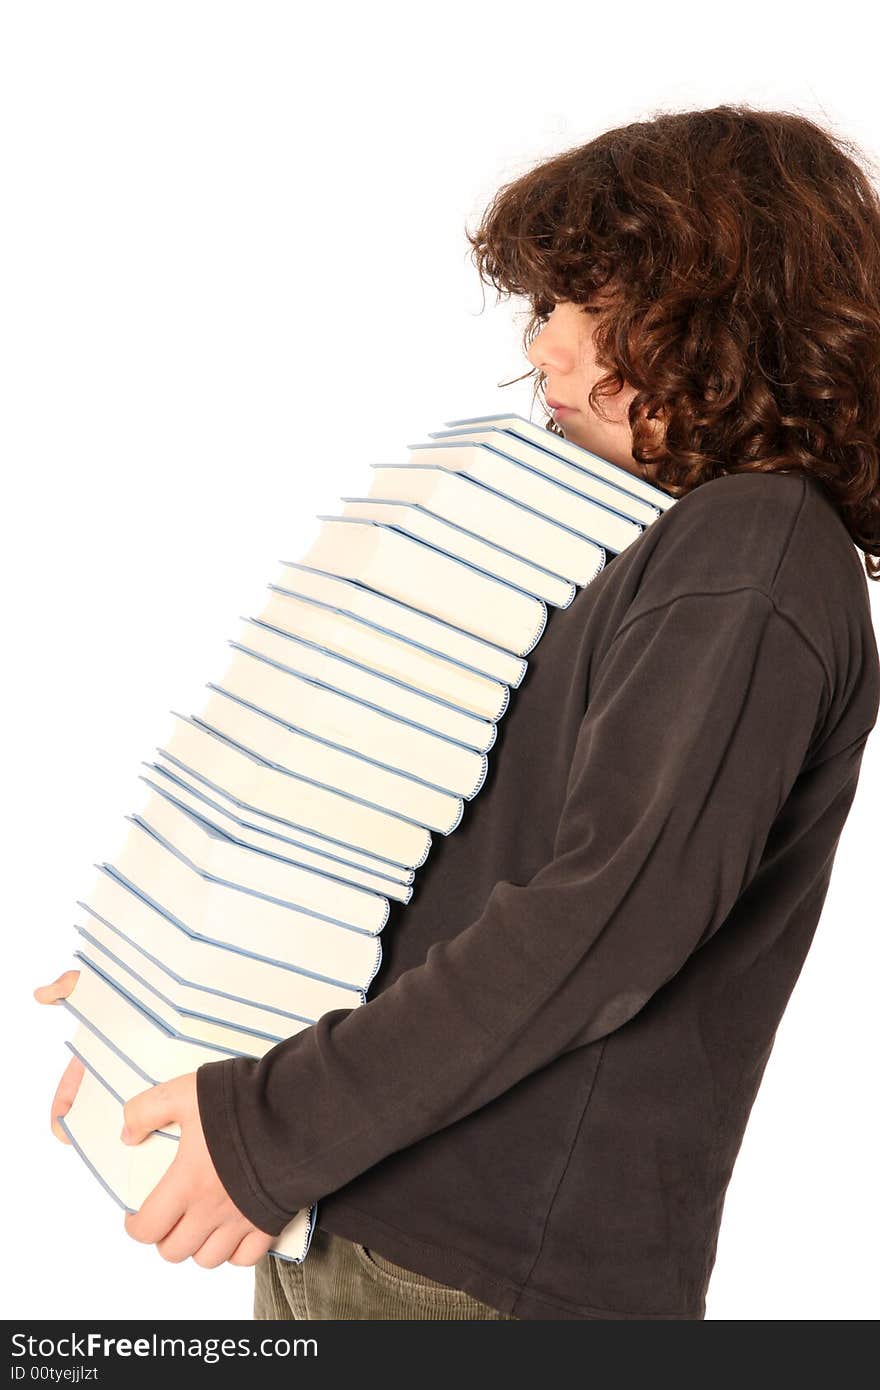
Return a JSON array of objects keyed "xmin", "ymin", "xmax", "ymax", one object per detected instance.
[
  {"xmin": 122, "ymin": 1079, "xmax": 179, "ymax": 1145},
  {"xmin": 191, "ymin": 1221, "xmax": 253, "ymax": 1270},
  {"xmin": 34, "ymin": 970, "xmax": 81, "ymax": 1005},
  {"xmin": 51, "ymin": 1054, "xmax": 86, "ymax": 1144},
  {"xmin": 228, "ymin": 1230, "xmax": 275, "ymax": 1267},
  {"xmin": 155, "ymin": 1211, "xmax": 222, "ymax": 1265},
  {"xmin": 123, "ymin": 1165, "xmax": 187, "ymax": 1246}
]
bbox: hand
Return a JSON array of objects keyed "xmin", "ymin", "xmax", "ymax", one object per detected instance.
[
  {"xmin": 33, "ymin": 969, "xmax": 83, "ymax": 1144},
  {"xmin": 121, "ymin": 1071, "xmax": 275, "ymax": 1268}
]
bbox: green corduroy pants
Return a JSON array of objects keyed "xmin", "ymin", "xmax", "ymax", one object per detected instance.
[{"xmin": 253, "ymin": 1227, "xmax": 518, "ymax": 1320}]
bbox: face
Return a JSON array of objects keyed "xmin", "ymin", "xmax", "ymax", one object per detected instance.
[{"xmin": 526, "ymin": 298, "xmax": 656, "ymax": 481}]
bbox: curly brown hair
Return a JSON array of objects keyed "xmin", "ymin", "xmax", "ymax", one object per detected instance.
[{"xmin": 465, "ymin": 104, "xmax": 880, "ymax": 580}]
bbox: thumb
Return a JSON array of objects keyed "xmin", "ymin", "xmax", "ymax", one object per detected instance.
[{"xmin": 121, "ymin": 1080, "xmax": 178, "ymax": 1145}]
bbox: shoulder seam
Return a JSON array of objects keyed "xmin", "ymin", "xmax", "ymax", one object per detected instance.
[
  {"xmin": 612, "ymin": 585, "xmax": 832, "ymax": 696},
  {"xmin": 767, "ymin": 473, "xmax": 809, "ymax": 592}
]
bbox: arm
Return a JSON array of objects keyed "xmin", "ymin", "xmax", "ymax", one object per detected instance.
[{"xmin": 196, "ymin": 586, "xmax": 828, "ymax": 1236}]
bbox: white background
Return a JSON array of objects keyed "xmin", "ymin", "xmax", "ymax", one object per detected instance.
[{"xmin": 2, "ymin": 0, "xmax": 878, "ymax": 1322}]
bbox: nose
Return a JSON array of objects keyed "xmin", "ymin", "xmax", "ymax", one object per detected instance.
[
  {"xmin": 525, "ymin": 318, "xmax": 567, "ymax": 375},
  {"xmin": 527, "ymin": 323, "xmax": 555, "ymax": 373}
]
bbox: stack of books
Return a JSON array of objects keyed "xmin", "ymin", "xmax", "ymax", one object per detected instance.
[{"xmin": 57, "ymin": 413, "xmax": 675, "ymax": 1260}]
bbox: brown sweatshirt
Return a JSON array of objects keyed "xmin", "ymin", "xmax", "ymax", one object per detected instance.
[{"xmin": 196, "ymin": 470, "xmax": 879, "ymax": 1321}]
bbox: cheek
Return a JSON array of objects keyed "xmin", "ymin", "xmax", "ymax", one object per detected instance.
[{"xmin": 590, "ymin": 383, "xmax": 637, "ymax": 429}]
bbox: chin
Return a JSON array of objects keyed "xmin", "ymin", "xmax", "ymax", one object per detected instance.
[{"xmin": 560, "ymin": 425, "xmax": 585, "ymax": 448}]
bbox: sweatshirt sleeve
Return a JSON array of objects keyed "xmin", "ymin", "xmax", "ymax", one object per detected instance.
[{"xmin": 196, "ymin": 586, "xmax": 828, "ymax": 1236}]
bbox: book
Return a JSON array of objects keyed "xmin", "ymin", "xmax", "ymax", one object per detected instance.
[
  {"xmin": 56, "ymin": 411, "xmax": 674, "ymax": 1264},
  {"xmin": 403, "ymin": 439, "xmax": 645, "ymax": 550},
  {"xmin": 438, "ymin": 412, "xmax": 678, "ymax": 513}
]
